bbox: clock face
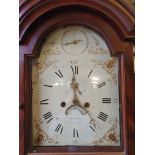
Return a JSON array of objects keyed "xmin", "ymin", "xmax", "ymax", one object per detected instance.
[{"xmin": 32, "ymin": 25, "xmax": 121, "ymax": 146}]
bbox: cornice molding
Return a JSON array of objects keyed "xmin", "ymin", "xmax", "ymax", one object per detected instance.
[{"xmin": 19, "ymin": 0, "xmax": 135, "ymax": 44}]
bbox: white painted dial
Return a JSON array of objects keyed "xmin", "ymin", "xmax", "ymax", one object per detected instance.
[{"xmin": 32, "ymin": 25, "xmax": 121, "ymax": 146}]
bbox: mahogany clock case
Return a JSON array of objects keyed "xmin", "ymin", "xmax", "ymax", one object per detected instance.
[{"xmin": 19, "ymin": 0, "xmax": 135, "ymax": 155}]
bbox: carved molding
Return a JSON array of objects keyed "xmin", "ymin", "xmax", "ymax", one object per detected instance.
[{"xmin": 19, "ymin": 0, "xmax": 134, "ymax": 44}]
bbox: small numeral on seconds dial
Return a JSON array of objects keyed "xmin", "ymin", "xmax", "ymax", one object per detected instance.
[
  {"xmin": 71, "ymin": 66, "xmax": 78, "ymax": 75},
  {"xmin": 102, "ymin": 98, "xmax": 111, "ymax": 103},
  {"xmin": 98, "ymin": 112, "xmax": 108, "ymax": 121},
  {"xmin": 43, "ymin": 112, "xmax": 53, "ymax": 123}
]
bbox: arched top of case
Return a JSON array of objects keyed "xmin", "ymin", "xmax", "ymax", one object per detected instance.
[{"xmin": 19, "ymin": 0, "xmax": 134, "ymax": 44}]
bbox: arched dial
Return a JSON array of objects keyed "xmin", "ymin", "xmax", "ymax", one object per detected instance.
[{"xmin": 32, "ymin": 25, "xmax": 121, "ymax": 146}]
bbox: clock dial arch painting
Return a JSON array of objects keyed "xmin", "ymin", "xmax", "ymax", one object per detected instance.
[{"xmin": 32, "ymin": 25, "xmax": 121, "ymax": 146}]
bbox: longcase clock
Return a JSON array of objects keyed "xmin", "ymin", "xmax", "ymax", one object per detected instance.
[{"xmin": 19, "ymin": 0, "xmax": 135, "ymax": 155}]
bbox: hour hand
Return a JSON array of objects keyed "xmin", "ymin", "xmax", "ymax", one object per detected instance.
[{"xmin": 71, "ymin": 77, "xmax": 82, "ymax": 95}]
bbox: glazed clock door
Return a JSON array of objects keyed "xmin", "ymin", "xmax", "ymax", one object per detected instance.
[{"xmin": 32, "ymin": 25, "xmax": 121, "ymax": 146}]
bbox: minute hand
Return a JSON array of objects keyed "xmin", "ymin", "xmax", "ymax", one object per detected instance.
[{"xmin": 62, "ymin": 39, "xmax": 83, "ymax": 45}]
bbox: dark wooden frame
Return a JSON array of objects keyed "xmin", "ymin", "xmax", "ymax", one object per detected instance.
[{"xmin": 19, "ymin": 0, "xmax": 135, "ymax": 155}]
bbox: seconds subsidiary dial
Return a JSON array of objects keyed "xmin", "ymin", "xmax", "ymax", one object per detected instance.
[
  {"xmin": 61, "ymin": 28, "xmax": 88, "ymax": 55},
  {"xmin": 32, "ymin": 25, "xmax": 120, "ymax": 146}
]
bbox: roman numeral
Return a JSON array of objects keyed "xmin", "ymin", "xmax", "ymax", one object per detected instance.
[
  {"xmin": 98, "ymin": 82, "xmax": 106, "ymax": 88},
  {"xmin": 40, "ymin": 99, "xmax": 49, "ymax": 104},
  {"xmin": 102, "ymin": 98, "xmax": 111, "ymax": 103},
  {"xmin": 71, "ymin": 66, "xmax": 78, "ymax": 75},
  {"xmin": 71, "ymin": 60, "xmax": 78, "ymax": 65},
  {"xmin": 43, "ymin": 112, "xmax": 53, "ymax": 123},
  {"xmin": 88, "ymin": 70, "xmax": 93, "ymax": 78},
  {"xmin": 98, "ymin": 112, "xmax": 108, "ymax": 121},
  {"xmin": 73, "ymin": 128, "xmax": 79, "ymax": 138},
  {"xmin": 55, "ymin": 70, "xmax": 63, "ymax": 78},
  {"xmin": 90, "ymin": 126, "xmax": 96, "ymax": 132},
  {"xmin": 43, "ymin": 85, "xmax": 53, "ymax": 87},
  {"xmin": 55, "ymin": 124, "xmax": 63, "ymax": 134}
]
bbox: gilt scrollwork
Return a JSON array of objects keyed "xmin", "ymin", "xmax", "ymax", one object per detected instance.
[
  {"xmin": 93, "ymin": 118, "xmax": 120, "ymax": 145},
  {"xmin": 33, "ymin": 119, "xmax": 59, "ymax": 146}
]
